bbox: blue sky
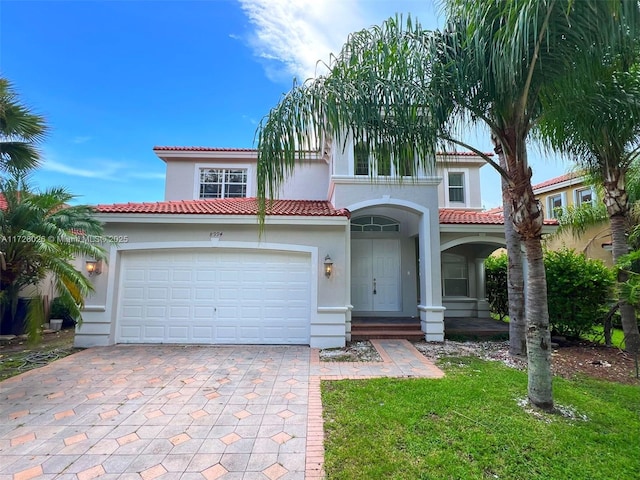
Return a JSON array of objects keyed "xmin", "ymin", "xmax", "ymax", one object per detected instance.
[{"xmin": 1, "ymin": 0, "xmax": 569, "ymax": 208}]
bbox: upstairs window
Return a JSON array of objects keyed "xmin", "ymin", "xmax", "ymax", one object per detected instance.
[
  {"xmin": 548, "ymin": 194, "xmax": 563, "ymax": 218},
  {"xmin": 576, "ymin": 188, "xmax": 594, "ymax": 206},
  {"xmin": 199, "ymin": 168, "xmax": 247, "ymax": 199},
  {"xmin": 353, "ymin": 142, "xmax": 400, "ymax": 177},
  {"xmin": 448, "ymin": 172, "xmax": 465, "ymax": 203},
  {"xmin": 354, "ymin": 142, "xmax": 369, "ymax": 176}
]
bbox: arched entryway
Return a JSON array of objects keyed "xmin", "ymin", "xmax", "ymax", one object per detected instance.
[
  {"xmin": 440, "ymin": 236, "xmax": 506, "ymax": 319},
  {"xmin": 346, "ymin": 198, "xmax": 445, "ymax": 341}
]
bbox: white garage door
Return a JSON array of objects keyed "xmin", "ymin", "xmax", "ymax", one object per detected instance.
[{"xmin": 116, "ymin": 249, "xmax": 311, "ymax": 344}]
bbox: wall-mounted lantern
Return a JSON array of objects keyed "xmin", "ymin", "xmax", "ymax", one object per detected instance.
[
  {"xmin": 324, "ymin": 254, "xmax": 334, "ymax": 278},
  {"xmin": 85, "ymin": 259, "xmax": 102, "ymax": 276}
]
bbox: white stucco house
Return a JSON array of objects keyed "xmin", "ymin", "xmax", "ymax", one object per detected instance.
[{"xmin": 76, "ymin": 142, "xmax": 513, "ymax": 348}]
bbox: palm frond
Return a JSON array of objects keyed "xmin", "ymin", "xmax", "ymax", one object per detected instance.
[
  {"xmin": 555, "ymin": 202, "xmax": 609, "ymax": 237},
  {"xmin": 0, "ymin": 78, "xmax": 48, "ymax": 172}
]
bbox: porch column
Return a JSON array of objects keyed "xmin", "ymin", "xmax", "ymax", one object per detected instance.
[
  {"xmin": 475, "ymin": 258, "xmax": 490, "ymax": 318},
  {"xmin": 418, "ymin": 208, "xmax": 445, "ymax": 341}
]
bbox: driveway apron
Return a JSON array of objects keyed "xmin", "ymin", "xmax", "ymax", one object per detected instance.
[{"xmin": 1, "ymin": 340, "xmax": 443, "ymax": 480}]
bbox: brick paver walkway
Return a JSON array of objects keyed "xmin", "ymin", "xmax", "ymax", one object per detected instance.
[{"xmin": 0, "ymin": 340, "xmax": 443, "ymax": 479}]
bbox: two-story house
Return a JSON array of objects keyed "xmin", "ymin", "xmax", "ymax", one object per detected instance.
[
  {"xmin": 76, "ymin": 142, "xmax": 514, "ymax": 349},
  {"xmin": 533, "ymin": 172, "xmax": 612, "ymax": 266}
]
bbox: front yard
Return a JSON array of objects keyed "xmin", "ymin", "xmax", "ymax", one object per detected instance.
[{"xmin": 322, "ymin": 357, "xmax": 640, "ymax": 479}]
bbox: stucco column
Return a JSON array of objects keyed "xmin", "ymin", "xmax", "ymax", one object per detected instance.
[
  {"xmin": 475, "ymin": 258, "xmax": 490, "ymax": 318},
  {"xmin": 418, "ymin": 208, "xmax": 445, "ymax": 341}
]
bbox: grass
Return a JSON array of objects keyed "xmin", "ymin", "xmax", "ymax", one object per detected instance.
[
  {"xmin": 582, "ymin": 326, "xmax": 626, "ymax": 349},
  {"xmin": 491, "ymin": 312, "xmax": 627, "ymax": 349},
  {"xmin": 322, "ymin": 357, "xmax": 640, "ymax": 480},
  {"xmin": 0, "ymin": 329, "xmax": 79, "ymax": 381}
]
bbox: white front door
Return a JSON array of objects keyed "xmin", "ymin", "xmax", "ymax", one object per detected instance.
[{"xmin": 351, "ymin": 239, "xmax": 401, "ymax": 312}]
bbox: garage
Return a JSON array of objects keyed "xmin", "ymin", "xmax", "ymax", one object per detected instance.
[{"xmin": 116, "ymin": 248, "xmax": 311, "ymax": 344}]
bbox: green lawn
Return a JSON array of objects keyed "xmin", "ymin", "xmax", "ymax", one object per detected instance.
[
  {"xmin": 322, "ymin": 358, "xmax": 640, "ymax": 480},
  {"xmin": 582, "ymin": 326, "xmax": 626, "ymax": 349}
]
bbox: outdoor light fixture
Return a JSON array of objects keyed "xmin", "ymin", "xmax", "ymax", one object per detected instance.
[
  {"xmin": 85, "ymin": 259, "xmax": 102, "ymax": 276},
  {"xmin": 324, "ymin": 254, "xmax": 334, "ymax": 278}
]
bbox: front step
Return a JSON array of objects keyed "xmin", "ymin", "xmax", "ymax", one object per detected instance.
[{"xmin": 350, "ymin": 322, "xmax": 424, "ymax": 341}]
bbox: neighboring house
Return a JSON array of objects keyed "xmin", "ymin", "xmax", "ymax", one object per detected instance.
[
  {"xmin": 533, "ymin": 172, "xmax": 613, "ymax": 266},
  {"xmin": 76, "ymin": 142, "xmax": 545, "ymax": 349}
]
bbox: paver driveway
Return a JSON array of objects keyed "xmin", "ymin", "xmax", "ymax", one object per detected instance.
[{"xmin": 0, "ymin": 340, "xmax": 443, "ymax": 480}]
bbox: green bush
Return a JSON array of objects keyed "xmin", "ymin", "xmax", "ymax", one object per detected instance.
[
  {"xmin": 485, "ymin": 253, "xmax": 509, "ymax": 320},
  {"xmin": 49, "ymin": 297, "xmax": 77, "ymax": 328},
  {"xmin": 484, "ymin": 249, "xmax": 615, "ymax": 338},
  {"xmin": 544, "ymin": 248, "xmax": 614, "ymax": 338}
]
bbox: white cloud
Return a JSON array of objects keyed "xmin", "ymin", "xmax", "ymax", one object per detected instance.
[
  {"xmin": 42, "ymin": 159, "xmax": 110, "ymax": 179},
  {"xmin": 238, "ymin": 0, "xmax": 440, "ymax": 82},
  {"xmin": 72, "ymin": 136, "xmax": 92, "ymax": 144},
  {"xmin": 239, "ymin": 0, "xmax": 365, "ymax": 81},
  {"xmin": 129, "ymin": 172, "xmax": 166, "ymax": 180},
  {"xmin": 42, "ymin": 156, "xmax": 164, "ymax": 182}
]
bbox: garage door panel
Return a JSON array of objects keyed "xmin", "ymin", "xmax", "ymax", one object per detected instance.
[
  {"xmin": 147, "ymin": 287, "xmax": 168, "ymax": 299},
  {"xmin": 122, "ymin": 305, "xmax": 143, "ymax": 317},
  {"xmin": 148, "ymin": 269, "xmax": 170, "ymax": 282},
  {"xmin": 146, "ymin": 306, "xmax": 166, "ymax": 318},
  {"xmin": 194, "ymin": 306, "xmax": 215, "ymax": 318},
  {"xmin": 117, "ymin": 249, "xmax": 311, "ymax": 345},
  {"xmin": 171, "ymin": 288, "xmax": 192, "ymax": 300},
  {"xmin": 169, "ymin": 305, "xmax": 190, "ymax": 318},
  {"xmin": 196, "ymin": 270, "xmax": 216, "ymax": 281},
  {"xmin": 194, "ymin": 288, "xmax": 214, "ymax": 300},
  {"xmin": 172, "ymin": 270, "xmax": 192, "ymax": 282},
  {"xmin": 124, "ymin": 287, "xmax": 145, "ymax": 300},
  {"xmin": 219, "ymin": 287, "xmax": 239, "ymax": 300},
  {"xmin": 144, "ymin": 325, "xmax": 166, "ymax": 337}
]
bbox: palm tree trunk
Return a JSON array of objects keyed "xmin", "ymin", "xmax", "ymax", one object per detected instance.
[
  {"xmin": 504, "ymin": 133, "xmax": 553, "ymax": 411},
  {"xmin": 523, "ymin": 237, "xmax": 553, "ymax": 410},
  {"xmin": 609, "ymin": 214, "xmax": 640, "ymax": 354},
  {"xmin": 602, "ymin": 170, "xmax": 640, "ymax": 354},
  {"xmin": 493, "ymin": 134, "xmax": 526, "ymax": 357}
]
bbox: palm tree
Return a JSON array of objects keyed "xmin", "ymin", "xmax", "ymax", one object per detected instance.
[
  {"xmin": 256, "ymin": 1, "xmax": 631, "ymax": 410},
  {"xmin": 537, "ymin": 21, "xmax": 640, "ymax": 354},
  {"xmin": 0, "ymin": 78, "xmax": 47, "ymax": 173},
  {"xmin": 0, "ymin": 174, "xmax": 107, "ymax": 338},
  {"xmin": 493, "ymin": 135, "xmax": 526, "ymax": 357}
]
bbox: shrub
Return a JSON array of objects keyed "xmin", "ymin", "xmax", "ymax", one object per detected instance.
[
  {"xmin": 544, "ymin": 248, "xmax": 615, "ymax": 338},
  {"xmin": 485, "ymin": 253, "xmax": 509, "ymax": 320},
  {"xmin": 49, "ymin": 297, "xmax": 77, "ymax": 328}
]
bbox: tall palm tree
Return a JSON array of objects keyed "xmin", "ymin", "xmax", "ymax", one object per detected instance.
[
  {"xmin": 255, "ymin": 1, "xmax": 634, "ymax": 409},
  {"xmin": 492, "ymin": 135, "xmax": 526, "ymax": 357},
  {"xmin": 0, "ymin": 78, "xmax": 47, "ymax": 173},
  {"xmin": 0, "ymin": 174, "xmax": 107, "ymax": 337},
  {"xmin": 537, "ymin": 20, "xmax": 640, "ymax": 354}
]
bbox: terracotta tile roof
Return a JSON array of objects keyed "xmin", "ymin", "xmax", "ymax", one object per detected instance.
[
  {"xmin": 95, "ymin": 198, "xmax": 350, "ymax": 217},
  {"xmin": 153, "ymin": 146, "xmax": 493, "ymax": 157},
  {"xmin": 439, "ymin": 208, "xmax": 558, "ymax": 226},
  {"xmin": 483, "ymin": 206, "xmax": 504, "ymax": 215},
  {"xmin": 437, "ymin": 151, "xmax": 494, "ymax": 157},
  {"xmin": 439, "ymin": 209, "xmax": 505, "ymax": 224},
  {"xmin": 153, "ymin": 146, "xmax": 257, "ymax": 152},
  {"xmin": 532, "ymin": 171, "xmax": 583, "ymax": 190}
]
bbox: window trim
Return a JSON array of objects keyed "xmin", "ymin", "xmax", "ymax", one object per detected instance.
[
  {"xmin": 442, "ymin": 253, "xmax": 469, "ymax": 297},
  {"xmin": 444, "ymin": 169, "xmax": 469, "ymax": 207},
  {"xmin": 547, "ymin": 193, "xmax": 564, "ymax": 219},
  {"xmin": 350, "ymin": 215, "xmax": 400, "ymax": 232},
  {"xmin": 350, "ymin": 139, "xmax": 416, "ymax": 178},
  {"xmin": 193, "ymin": 163, "xmax": 252, "ymax": 200},
  {"xmin": 575, "ymin": 187, "xmax": 594, "ymax": 206}
]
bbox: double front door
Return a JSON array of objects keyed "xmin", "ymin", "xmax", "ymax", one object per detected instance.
[{"xmin": 351, "ymin": 239, "xmax": 401, "ymax": 312}]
